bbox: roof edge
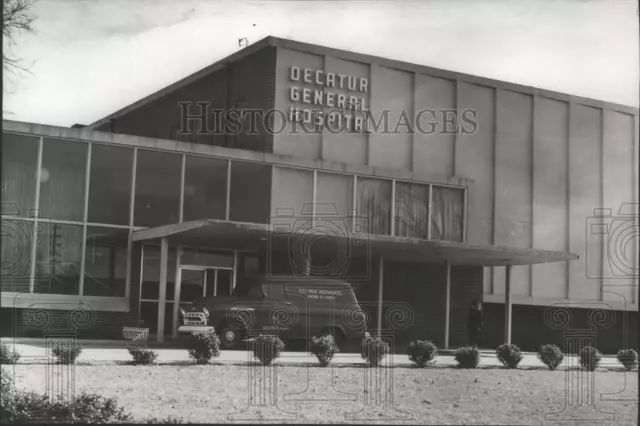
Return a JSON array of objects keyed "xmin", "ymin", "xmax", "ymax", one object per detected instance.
[
  {"xmin": 268, "ymin": 36, "xmax": 639, "ymax": 115},
  {"xmin": 87, "ymin": 34, "xmax": 638, "ymax": 130},
  {"xmin": 86, "ymin": 36, "xmax": 279, "ymax": 130}
]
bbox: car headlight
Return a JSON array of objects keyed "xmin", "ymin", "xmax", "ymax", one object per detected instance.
[
  {"xmin": 203, "ymin": 307, "xmax": 210, "ymax": 318},
  {"xmin": 179, "ymin": 308, "xmax": 186, "ymax": 317}
]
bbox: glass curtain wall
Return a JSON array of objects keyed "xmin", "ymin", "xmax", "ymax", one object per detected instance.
[{"xmin": 0, "ymin": 131, "xmax": 467, "ymax": 300}]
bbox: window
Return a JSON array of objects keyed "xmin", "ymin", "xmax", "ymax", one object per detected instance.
[
  {"xmin": 183, "ymin": 156, "xmax": 228, "ymax": 221},
  {"xmin": 395, "ymin": 182, "xmax": 430, "ymax": 239},
  {"xmin": 134, "ymin": 150, "xmax": 181, "ymax": 227},
  {"xmin": 39, "ymin": 139, "xmax": 88, "ymax": 221},
  {"xmin": 316, "ymin": 172, "xmax": 354, "ymax": 232},
  {"xmin": 431, "ymin": 186, "xmax": 464, "ymax": 242},
  {"xmin": 83, "ymin": 226, "xmax": 128, "ymax": 297},
  {"xmin": 356, "ymin": 177, "xmax": 391, "ymax": 235},
  {"xmin": 1, "ymin": 133, "xmax": 39, "ymax": 218},
  {"xmin": 271, "ymin": 167, "xmax": 314, "ymax": 217},
  {"xmin": 228, "ymin": 161, "xmax": 272, "ymax": 224},
  {"xmin": 88, "ymin": 144, "xmax": 133, "ymax": 225},
  {"xmin": 0, "ymin": 218, "xmax": 33, "ymax": 293},
  {"xmin": 180, "ymin": 269, "xmax": 205, "ymax": 302},
  {"xmin": 35, "ymin": 223, "xmax": 83, "ymax": 295}
]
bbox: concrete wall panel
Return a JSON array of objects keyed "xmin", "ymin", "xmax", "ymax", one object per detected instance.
[
  {"xmin": 413, "ymin": 75, "xmax": 456, "ymax": 177},
  {"xmin": 321, "ymin": 56, "xmax": 370, "ymax": 165},
  {"xmin": 531, "ymin": 97, "xmax": 569, "ymax": 299},
  {"xmin": 602, "ymin": 110, "xmax": 636, "ymax": 304},
  {"xmin": 368, "ymin": 65, "xmax": 413, "ymax": 170},
  {"xmin": 569, "ymin": 104, "xmax": 603, "ymax": 301},
  {"xmin": 273, "ymin": 48, "xmax": 324, "ymax": 159},
  {"xmin": 493, "ymin": 90, "xmax": 533, "ymax": 297}
]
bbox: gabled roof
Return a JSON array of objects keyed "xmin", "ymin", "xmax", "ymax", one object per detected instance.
[{"xmin": 87, "ymin": 35, "xmax": 638, "ymax": 130}]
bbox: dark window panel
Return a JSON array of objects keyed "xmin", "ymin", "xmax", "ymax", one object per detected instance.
[
  {"xmin": 1, "ymin": 133, "xmax": 39, "ymax": 218},
  {"xmin": 183, "ymin": 155, "xmax": 227, "ymax": 221},
  {"xmin": 431, "ymin": 186, "xmax": 464, "ymax": 242},
  {"xmin": 0, "ymin": 218, "xmax": 34, "ymax": 293},
  {"xmin": 88, "ymin": 144, "xmax": 133, "ymax": 225},
  {"xmin": 39, "ymin": 138, "xmax": 88, "ymax": 222},
  {"xmin": 395, "ymin": 182, "xmax": 430, "ymax": 239},
  {"xmin": 83, "ymin": 226, "xmax": 129, "ymax": 297},
  {"xmin": 35, "ymin": 222, "xmax": 83, "ymax": 295},
  {"xmin": 134, "ymin": 150, "xmax": 181, "ymax": 227},
  {"xmin": 228, "ymin": 161, "xmax": 272, "ymax": 224},
  {"xmin": 356, "ymin": 177, "xmax": 391, "ymax": 235}
]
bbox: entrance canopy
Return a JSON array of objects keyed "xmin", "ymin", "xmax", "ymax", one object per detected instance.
[{"xmin": 132, "ymin": 219, "xmax": 578, "ymax": 267}]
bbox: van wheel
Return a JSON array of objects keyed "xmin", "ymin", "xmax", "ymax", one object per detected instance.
[
  {"xmin": 319, "ymin": 328, "xmax": 345, "ymax": 349},
  {"xmin": 218, "ymin": 323, "xmax": 245, "ymax": 350}
]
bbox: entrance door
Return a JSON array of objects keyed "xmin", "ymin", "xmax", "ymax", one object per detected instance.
[{"xmin": 172, "ymin": 266, "xmax": 234, "ymax": 336}]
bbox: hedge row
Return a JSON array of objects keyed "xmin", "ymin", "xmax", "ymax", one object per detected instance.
[{"xmin": 2, "ymin": 339, "xmax": 638, "ymax": 371}]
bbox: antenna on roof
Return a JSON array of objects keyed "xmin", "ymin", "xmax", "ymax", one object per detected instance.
[{"xmin": 238, "ymin": 37, "xmax": 249, "ymax": 48}]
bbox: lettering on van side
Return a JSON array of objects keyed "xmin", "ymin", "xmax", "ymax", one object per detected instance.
[{"xmin": 297, "ymin": 288, "xmax": 343, "ymax": 300}]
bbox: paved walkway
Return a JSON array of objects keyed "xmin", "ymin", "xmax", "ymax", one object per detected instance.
[{"xmin": 1, "ymin": 338, "xmax": 625, "ymax": 369}]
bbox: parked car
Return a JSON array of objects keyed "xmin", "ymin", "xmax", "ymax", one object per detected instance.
[{"xmin": 180, "ymin": 276, "xmax": 368, "ymax": 349}]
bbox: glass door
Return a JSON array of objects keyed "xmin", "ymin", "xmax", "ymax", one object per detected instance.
[{"xmin": 172, "ymin": 266, "xmax": 235, "ymax": 337}]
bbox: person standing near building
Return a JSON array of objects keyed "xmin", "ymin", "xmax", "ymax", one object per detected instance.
[{"xmin": 467, "ymin": 300, "xmax": 484, "ymax": 348}]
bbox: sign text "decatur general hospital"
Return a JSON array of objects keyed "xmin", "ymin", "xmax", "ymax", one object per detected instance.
[{"xmin": 287, "ymin": 66, "xmax": 369, "ymax": 132}]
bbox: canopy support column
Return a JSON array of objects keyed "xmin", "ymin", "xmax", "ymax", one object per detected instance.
[
  {"xmin": 157, "ymin": 237, "xmax": 169, "ymax": 343},
  {"xmin": 377, "ymin": 255, "xmax": 384, "ymax": 337},
  {"xmin": 504, "ymin": 264, "xmax": 513, "ymax": 345},
  {"xmin": 444, "ymin": 260, "xmax": 451, "ymax": 349}
]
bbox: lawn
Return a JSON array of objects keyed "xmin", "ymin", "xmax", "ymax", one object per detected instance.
[{"xmin": 6, "ymin": 362, "xmax": 638, "ymax": 425}]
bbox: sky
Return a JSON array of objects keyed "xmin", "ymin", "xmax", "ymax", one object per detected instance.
[{"xmin": 2, "ymin": 0, "xmax": 639, "ymax": 127}]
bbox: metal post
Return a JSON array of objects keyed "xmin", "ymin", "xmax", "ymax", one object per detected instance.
[
  {"xmin": 179, "ymin": 155, "xmax": 186, "ymax": 223},
  {"xmin": 444, "ymin": 260, "xmax": 451, "ymax": 349},
  {"xmin": 172, "ymin": 247, "xmax": 183, "ymax": 339},
  {"xmin": 232, "ymin": 250, "xmax": 238, "ymax": 290},
  {"xmin": 504, "ymin": 264, "xmax": 513, "ymax": 344},
  {"xmin": 427, "ymin": 185, "xmax": 433, "ymax": 240},
  {"xmin": 157, "ymin": 238, "xmax": 169, "ymax": 343},
  {"xmin": 377, "ymin": 255, "xmax": 384, "ymax": 336},
  {"xmin": 79, "ymin": 143, "xmax": 92, "ymax": 296},
  {"xmin": 225, "ymin": 159, "xmax": 231, "ymax": 221},
  {"xmin": 29, "ymin": 137, "xmax": 44, "ymax": 294},
  {"xmin": 390, "ymin": 180, "xmax": 396, "ymax": 236}
]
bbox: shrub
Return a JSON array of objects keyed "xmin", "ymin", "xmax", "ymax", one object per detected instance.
[
  {"xmin": 360, "ymin": 335, "xmax": 390, "ymax": 367},
  {"xmin": 1, "ymin": 368, "xmax": 15, "ymax": 411},
  {"xmin": 2, "ymin": 390, "xmax": 133, "ymax": 424},
  {"xmin": 127, "ymin": 346, "xmax": 158, "ymax": 365},
  {"xmin": 142, "ymin": 416, "xmax": 189, "ymax": 423},
  {"xmin": 454, "ymin": 346, "xmax": 481, "ymax": 369},
  {"xmin": 51, "ymin": 343, "xmax": 83, "ymax": 365},
  {"xmin": 251, "ymin": 335, "xmax": 285, "ymax": 366},
  {"xmin": 0, "ymin": 343, "xmax": 20, "ymax": 364},
  {"xmin": 310, "ymin": 335, "xmax": 340, "ymax": 367},
  {"xmin": 186, "ymin": 332, "xmax": 220, "ymax": 365},
  {"xmin": 538, "ymin": 344, "xmax": 564, "ymax": 370},
  {"xmin": 579, "ymin": 346, "xmax": 602, "ymax": 371},
  {"xmin": 616, "ymin": 349, "xmax": 638, "ymax": 371},
  {"xmin": 406, "ymin": 340, "xmax": 437, "ymax": 367},
  {"xmin": 496, "ymin": 343, "xmax": 524, "ymax": 369}
]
